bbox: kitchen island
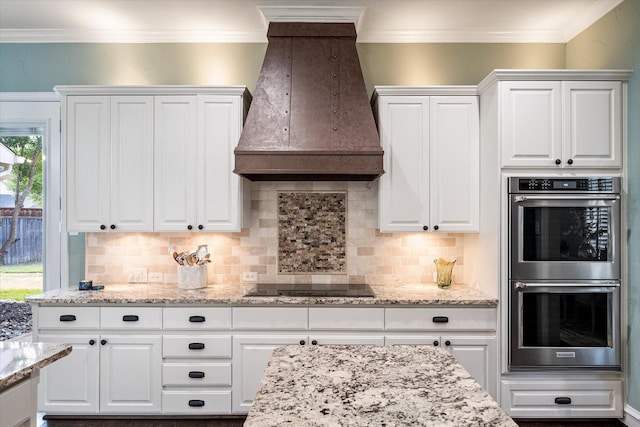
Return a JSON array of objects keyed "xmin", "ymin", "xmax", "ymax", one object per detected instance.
[
  {"xmin": 245, "ymin": 344, "xmax": 516, "ymax": 426},
  {"xmin": 0, "ymin": 341, "xmax": 71, "ymax": 427}
]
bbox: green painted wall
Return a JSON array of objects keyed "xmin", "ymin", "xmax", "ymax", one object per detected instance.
[
  {"xmin": 0, "ymin": 42, "xmax": 565, "ymax": 94},
  {"xmin": 567, "ymin": 0, "xmax": 640, "ymax": 413}
]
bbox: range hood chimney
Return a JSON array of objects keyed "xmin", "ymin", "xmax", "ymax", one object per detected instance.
[{"xmin": 234, "ymin": 22, "xmax": 383, "ymax": 181}]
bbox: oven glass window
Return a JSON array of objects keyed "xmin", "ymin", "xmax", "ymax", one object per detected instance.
[
  {"xmin": 522, "ymin": 293, "xmax": 610, "ymax": 347},
  {"xmin": 522, "ymin": 206, "xmax": 610, "ymax": 261}
]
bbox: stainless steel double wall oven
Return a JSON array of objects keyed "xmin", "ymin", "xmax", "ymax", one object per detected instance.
[{"xmin": 508, "ymin": 177, "xmax": 621, "ymax": 370}]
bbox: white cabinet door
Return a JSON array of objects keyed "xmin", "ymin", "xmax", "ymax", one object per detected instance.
[
  {"xmin": 378, "ymin": 96, "xmax": 430, "ymax": 232},
  {"xmin": 442, "ymin": 335, "xmax": 497, "ymax": 399},
  {"xmin": 38, "ymin": 334, "xmax": 100, "ymax": 414},
  {"xmin": 562, "ymin": 81, "xmax": 622, "ymax": 168},
  {"xmin": 429, "ymin": 96, "xmax": 479, "ymax": 232},
  {"xmin": 500, "ymin": 81, "xmax": 562, "ymax": 168},
  {"xmin": 109, "ymin": 96, "xmax": 154, "ymax": 231},
  {"xmin": 66, "ymin": 96, "xmax": 153, "ymax": 232},
  {"xmin": 196, "ymin": 95, "xmax": 243, "ymax": 231},
  {"xmin": 154, "ymin": 96, "xmax": 198, "ymax": 231},
  {"xmin": 99, "ymin": 335, "xmax": 162, "ymax": 413},
  {"xmin": 66, "ymin": 96, "xmax": 110, "ymax": 232},
  {"xmin": 232, "ymin": 335, "xmax": 306, "ymax": 413}
]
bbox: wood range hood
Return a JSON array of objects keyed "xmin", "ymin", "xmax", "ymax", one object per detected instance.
[{"xmin": 234, "ymin": 22, "xmax": 383, "ymax": 181}]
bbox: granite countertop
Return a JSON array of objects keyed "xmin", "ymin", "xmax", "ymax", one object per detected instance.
[
  {"xmin": 26, "ymin": 283, "xmax": 497, "ymax": 306},
  {"xmin": 0, "ymin": 342, "xmax": 72, "ymax": 392},
  {"xmin": 245, "ymin": 345, "xmax": 516, "ymax": 427}
]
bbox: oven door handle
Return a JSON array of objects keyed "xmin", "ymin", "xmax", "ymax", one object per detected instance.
[
  {"xmin": 513, "ymin": 194, "xmax": 620, "ymax": 202},
  {"xmin": 514, "ymin": 281, "xmax": 620, "ymax": 289}
]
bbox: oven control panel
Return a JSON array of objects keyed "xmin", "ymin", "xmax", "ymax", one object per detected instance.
[{"xmin": 511, "ymin": 177, "xmax": 619, "ymax": 193}]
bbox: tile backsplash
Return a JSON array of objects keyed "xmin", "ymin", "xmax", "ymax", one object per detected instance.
[{"xmin": 85, "ymin": 181, "xmax": 474, "ymax": 288}]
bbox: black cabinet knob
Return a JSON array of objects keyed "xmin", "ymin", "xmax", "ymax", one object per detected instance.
[
  {"xmin": 110, "ymin": 224, "xmax": 116, "ymax": 230},
  {"xmin": 189, "ymin": 315, "xmax": 206, "ymax": 323},
  {"xmin": 100, "ymin": 225, "xmax": 106, "ymax": 230},
  {"xmin": 189, "ymin": 343, "xmax": 205, "ymax": 350},
  {"xmin": 122, "ymin": 315, "xmax": 139, "ymax": 322},
  {"xmin": 445, "ymin": 340, "xmax": 451, "ymax": 347},
  {"xmin": 433, "ymin": 340, "xmax": 439, "ymax": 346},
  {"xmin": 188, "ymin": 400, "xmax": 205, "ymax": 407},
  {"xmin": 198, "ymin": 225, "xmax": 204, "ymax": 230},
  {"xmin": 299, "ymin": 340, "xmax": 306, "ymax": 346},
  {"xmin": 89, "ymin": 339, "xmax": 96, "ymax": 346},
  {"xmin": 187, "ymin": 225, "xmax": 193, "ymax": 230},
  {"xmin": 432, "ymin": 316, "xmax": 449, "ymax": 324},
  {"xmin": 59, "ymin": 315, "xmax": 76, "ymax": 322},
  {"xmin": 567, "ymin": 158, "xmax": 574, "ymax": 165},
  {"xmin": 100, "ymin": 339, "xmax": 107, "ymax": 345},
  {"xmin": 555, "ymin": 158, "xmax": 561, "ymax": 165},
  {"xmin": 311, "ymin": 340, "xmax": 318, "ymax": 345},
  {"xmin": 433, "ymin": 225, "xmax": 439, "ymax": 231},
  {"xmin": 423, "ymin": 225, "xmax": 428, "ymax": 231},
  {"xmin": 189, "ymin": 371, "xmax": 205, "ymax": 379}
]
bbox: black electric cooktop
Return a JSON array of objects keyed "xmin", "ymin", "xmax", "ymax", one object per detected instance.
[{"xmin": 243, "ymin": 283, "xmax": 375, "ymax": 298}]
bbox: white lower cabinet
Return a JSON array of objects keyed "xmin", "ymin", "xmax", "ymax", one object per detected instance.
[
  {"xmin": 35, "ymin": 306, "xmax": 162, "ymax": 415},
  {"xmin": 501, "ymin": 378, "xmax": 623, "ymax": 418},
  {"xmin": 38, "ymin": 334, "xmax": 161, "ymax": 414},
  {"xmin": 0, "ymin": 373, "xmax": 38, "ymax": 427},
  {"xmin": 161, "ymin": 307, "xmax": 233, "ymax": 415}
]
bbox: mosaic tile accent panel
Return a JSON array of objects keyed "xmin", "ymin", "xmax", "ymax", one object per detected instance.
[{"xmin": 278, "ymin": 192, "xmax": 346, "ymax": 274}]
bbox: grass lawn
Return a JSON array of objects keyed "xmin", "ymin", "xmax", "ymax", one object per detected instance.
[
  {"xmin": 0, "ymin": 263, "xmax": 43, "ymax": 274},
  {"xmin": 0, "ymin": 289, "xmax": 41, "ymax": 301}
]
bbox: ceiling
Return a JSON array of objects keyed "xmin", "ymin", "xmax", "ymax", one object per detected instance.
[{"xmin": 0, "ymin": 0, "xmax": 624, "ymax": 44}]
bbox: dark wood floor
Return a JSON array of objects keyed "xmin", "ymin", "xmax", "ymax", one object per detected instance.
[{"xmin": 40, "ymin": 416, "xmax": 626, "ymax": 426}]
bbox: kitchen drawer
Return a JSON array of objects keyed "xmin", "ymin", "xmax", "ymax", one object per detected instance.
[
  {"xmin": 501, "ymin": 379, "xmax": 623, "ymax": 418},
  {"xmin": 233, "ymin": 307, "xmax": 308, "ymax": 330},
  {"xmin": 163, "ymin": 363, "xmax": 231, "ymax": 387},
  {"xmin": 163, "ymin": 335, "xmax": 232, "ymax": 359},
  {"xmin": 162, "ymin": 390, "xmax": 231, "ymax": 414},
  {"xmin": 100, "ymin": 307, "xmax": 162, "ymax": 329},
  {"xmin": 309, "ymin": 307, "xmax": 384, "ymax": 330},
  {"xmin": 385, "ymin": 307, "xmax": 496, "ymax": 331},
  {"xmin": 163, "ymin": 307, "xmax": 231, "ymax": 330},
  {"xmin": 37, "ymin": 306, "xmax": 100, "ymax": 329}
]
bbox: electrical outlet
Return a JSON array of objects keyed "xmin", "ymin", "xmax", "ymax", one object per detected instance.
[
  {"xmin": 127, "ymin": 267, "xmax": 148, "ymax": 283},
  {"xmin": 242, "ymin": 272, "xmax": 258, "ymax": 282},
  {"xmin": 148, "ymin": 272, "xmax": 163, "ymax": 283}
]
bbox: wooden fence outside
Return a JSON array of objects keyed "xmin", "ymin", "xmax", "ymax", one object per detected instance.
[{"xmin": 0, "ymin": 216, "xmax": 43, "ymax": 265}]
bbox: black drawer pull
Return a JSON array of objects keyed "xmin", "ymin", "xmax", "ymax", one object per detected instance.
[
  {"xmin": 59, "ymin": 315, "xmax": 77, "ymax": 322},
  {"xmin": 122, "ymin": 315, "xmax": 139, "ymax": 322},
  {"xmin": 188, "ymin": 399, "xmax": 205, "ymax": 407},
  {"xmin": 189, "ymin": 371, "xmax": 205, "ymax": 379},
  {"xmin": 432, "ymin": 316, "xmax": 449, "ymax": 323},
  {"xmin": 188, "ymin": 343, "xmax": 205, "ymax": 350},
  {"xmin": 555, "ymin": 397, "xmax": 572, "ymax": 405},
  {"xmin": 189, "ymin": 315, "xmax": 206, "ymax": 323}
]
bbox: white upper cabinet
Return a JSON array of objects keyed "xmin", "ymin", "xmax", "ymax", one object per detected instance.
[
  {"xmin": 562, "ymin": 81, "xmax": 622, "ymax": 168},
  {"xmin": 154, "ymin": 94, "xmax": 245, "ymax": 232},
  {"xmin": 374, "ymin": 88, "xmax": 479, "ymax": 233},
  {"xmin": 491, "ymin": 74, "xmax": 624, "ymax": 169},
  {"xmin": 154, "ymin": 96, "xmax": 198, "ymax": 231},
  {"xmin": 58, "ymin": 86, "xmax": 248, "ymax": 233},
  {"xmin": 65, "ymin": 95, "xmax": 154, "ymax": 232}
]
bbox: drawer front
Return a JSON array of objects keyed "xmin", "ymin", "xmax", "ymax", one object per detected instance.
[
  {"xmin": 100, "ymin": 307, "xmax": 162, "ymax": 329},
  {"xmin": 309, "ymin": 308, "xmax": 384, "ymax": 330},
  {"xmin": 501, "ymin": 380, "xmax": 623, "ymax": 418},
  {"xmin": 233, "ymin": 307, "xmax": 308, "ymax": 330},
  {"xmin": 163, "ymin": 363, "xmax": 231, "ymax": 387},
  {"xmin": 162, "ymin": 391, "xmax": 231, "ymax": 414},
  {"xmin": 37, "ymin": 306, "xmax": 100, "ymax": 329},
  {"xmin": 163, "ymin": 335, "xmax": 232, "ymax": 359},
  {"xmin": 385, "ymin": 307, "xmax": 496, "ymax": 331},
  {"xmin": 163, "ymin": 307, "xmax": 231, "ymax": 330}
]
